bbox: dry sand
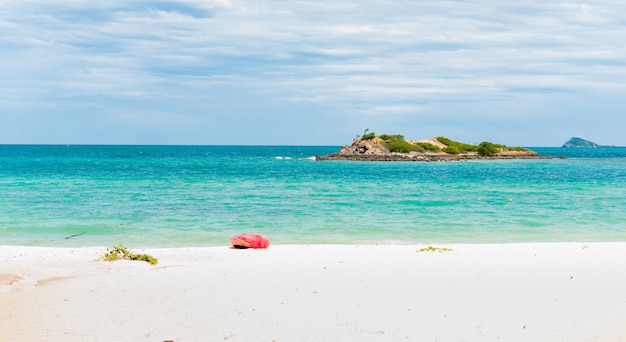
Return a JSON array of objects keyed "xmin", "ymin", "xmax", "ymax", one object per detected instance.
[{"xmin": 2, "ymin": 243, "xmax": 626, "ymax": 341}]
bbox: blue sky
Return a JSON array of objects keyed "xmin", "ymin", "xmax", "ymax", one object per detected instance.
[{"xmin": 1, "ymin": 0, "xmax": 625, "ymax": 146}]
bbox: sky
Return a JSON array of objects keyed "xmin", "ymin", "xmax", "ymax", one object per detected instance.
[{"xmin": 1, "ymin": 0, "xmax": 625, "ymax": 146}]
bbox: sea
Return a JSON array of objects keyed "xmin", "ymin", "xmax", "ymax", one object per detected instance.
[{"xmin": 1, "ymin": 145, "xmax": 625, "ymax": 247}]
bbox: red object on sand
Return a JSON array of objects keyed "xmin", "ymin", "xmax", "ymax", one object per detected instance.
[{"xmin": 230, "ymin": 233, "xmax": 271, "ymax": 249}]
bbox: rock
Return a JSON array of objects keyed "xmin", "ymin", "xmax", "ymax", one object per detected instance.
[{"xmin": 562, "ymin": 137, "xmax": 599, "ymax": 148}]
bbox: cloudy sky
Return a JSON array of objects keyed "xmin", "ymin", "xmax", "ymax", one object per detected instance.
[{"xmin": 1, "ymin": 0, "xmax": 625, "ymax": 146}]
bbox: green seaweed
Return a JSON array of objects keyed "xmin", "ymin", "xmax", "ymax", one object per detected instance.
[
  {"xmin": 418, "ymin": 246, "xmax": 453, "ymax": 253},
  {"xmin": 103, "ymin": 245, "xmax": 158, "ymax": 265}
]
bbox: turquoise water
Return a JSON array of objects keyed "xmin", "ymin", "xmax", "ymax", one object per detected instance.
[{"xmin": 1, "ymin": 145, "xmax": 625, "ymax": 247}]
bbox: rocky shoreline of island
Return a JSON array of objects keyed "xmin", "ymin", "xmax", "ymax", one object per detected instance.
[{"xmin": 316, "ymin": 134, "xmax": 553, "ymax": 162}]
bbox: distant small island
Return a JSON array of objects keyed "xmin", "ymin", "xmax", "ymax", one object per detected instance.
[
  {"xmin": 562, "ymin": 137, "xmax": 599, "ymax": 148},
  {"xmin": 316, "ymin": 130, "xmax": 550, "ymax": 162}
]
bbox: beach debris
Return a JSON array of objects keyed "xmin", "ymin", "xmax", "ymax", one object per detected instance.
[
  {"xmin": 102, "ymin": 245, "xmax": 158, "ymax": 265},
  {"xmin": 230, "ymin": 233, "xmax": 270, "ymax": 249},
  {"xmin": 418, "ymin": 246, "xmax": 453, "ymax": 253}
]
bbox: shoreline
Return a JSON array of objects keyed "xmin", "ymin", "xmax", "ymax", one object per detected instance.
[{"xmin": 2, "ymin": 243, "xmax": 626, "ymax": 341}]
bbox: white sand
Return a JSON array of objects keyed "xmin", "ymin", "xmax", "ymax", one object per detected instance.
[{"xmin": 2, "ymin": 243, "xmax": 626, "ymax": 341}]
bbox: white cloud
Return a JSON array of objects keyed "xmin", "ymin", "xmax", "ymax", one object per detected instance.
[{"xmin": 1, "ymin": 0, "xmax": 625, "ymax": 145}]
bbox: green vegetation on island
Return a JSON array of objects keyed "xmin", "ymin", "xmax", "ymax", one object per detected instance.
[
  {"xmin": 361, "ymin": 128, "xmax": 377, "ymax": 140},
  {"xmin": 379, "ymin": 134, "xmax": 441, "ymax": 153},
  {"xmin": 437, "ymin": 137, "xmax": 526, "ymax": 156},
  {"xmin": 360, "ymin": 130, "xmax": 529, "ymax": 156}
]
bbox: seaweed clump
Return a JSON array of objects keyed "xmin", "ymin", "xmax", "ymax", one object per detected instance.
[
  {"xmin": 418, "ymin": 246, "xmax": 453, "ymax": 253},
  {"xmin": 103, "ymin": 245, "xmax": 158, "ymax": 265}
]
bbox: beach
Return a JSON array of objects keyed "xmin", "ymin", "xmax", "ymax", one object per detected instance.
[{"xmin": 2, "ymin": 243, "xmax": 626, "ymax": 341}]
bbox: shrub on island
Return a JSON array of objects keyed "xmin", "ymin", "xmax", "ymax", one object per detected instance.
[
  {"xmin": 438, "ymin": 136, "xmax": 529, "ymax": 155},
  {"xmin": 443, "ymin": 146, "xmax": 461, "ymax": 154},
  {"xmin": 417, "ymin": 142, "xmax": 441, "ymax": 152},
  {"xmin": 380, "ymin": 134, "xmax": 422, "ymax": 153},
  {"xmin": 437, "ymin": 136, "xmax": 478, "ymax": 153},
  {"xmin": 477, "ymin": 141, "xmax": 501, "ymax": 156},
  {"xmin": 361, "ymin": 128, "xmax": 377, "ymax": 140}
]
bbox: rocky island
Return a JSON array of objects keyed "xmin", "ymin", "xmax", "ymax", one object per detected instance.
[
  {"xmin": 316, "ymin": 131, "xmax": 549, "ymax": 162},
  {"xmin": 562, "ymin": 137, "xmax": 600, "ymax": 148}
]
